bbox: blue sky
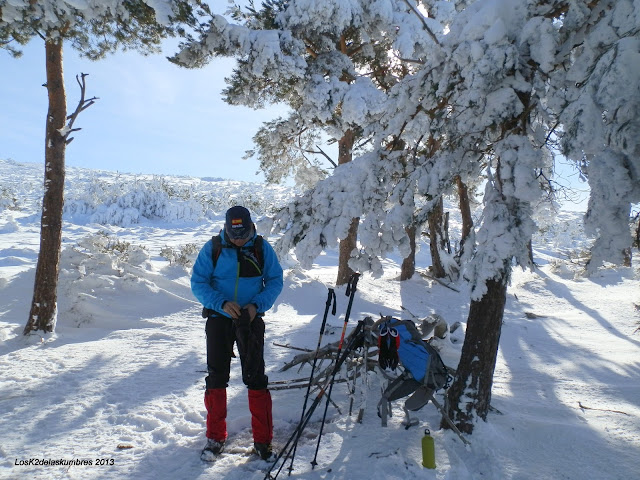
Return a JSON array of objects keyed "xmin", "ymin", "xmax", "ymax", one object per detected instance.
[{"xmin": 0, "ymin": 36, "xmax": 286, "ymax": 183}]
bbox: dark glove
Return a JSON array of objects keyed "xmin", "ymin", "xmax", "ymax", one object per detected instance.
[
  {"xmin": 378, "ymin": 324, "xmax": 399, "ymax": 370},
  {"xmin": 234, "ymin": 308, "xmax": 252, "ymax": 331},
  {"xmin": 233, "ymin": 308, "xmax": 252, "ymax": 356}
]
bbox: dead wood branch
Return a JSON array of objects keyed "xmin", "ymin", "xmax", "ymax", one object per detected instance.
[
  {"xmin": 578, "ymin": 401, "xmax": 630, "ymax": 416},
  {"xmin": 273, "ymin": 342, "xmax": 313, "ymax": 352},
  {"xmin": 279, "ymin": 325, "xmax": 369, "ymax": 372},
  {"xmin": 419, "ymin": 270, "xmax": 461, "ymax": 292},
  {"xmin": 64, "ymin": 73, "xmax": 98, "ymax": 145}
]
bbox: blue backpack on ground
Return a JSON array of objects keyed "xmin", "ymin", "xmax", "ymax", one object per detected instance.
[
  {"xmin": 378, "ymin": 317, "xmax": 451, "ymax": 390},
  {"xmin": 377, "ymin": 317, "xmax": 452, "ymax": 427}
]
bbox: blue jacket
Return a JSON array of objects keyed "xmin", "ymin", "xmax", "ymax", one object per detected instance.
[{"xmin": 191, "ymin": 229, "xmax": 284, "ymax": 317}]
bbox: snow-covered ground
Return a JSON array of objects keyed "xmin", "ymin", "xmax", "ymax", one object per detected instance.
[{"xmin": 1, "ymin": 159, "xmax": 638, "ymax": 480}]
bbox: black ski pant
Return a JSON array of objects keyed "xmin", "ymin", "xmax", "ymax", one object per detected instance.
[{"xmin": 205, "ymin": 311, "xmax": 268, "ymax": 391}]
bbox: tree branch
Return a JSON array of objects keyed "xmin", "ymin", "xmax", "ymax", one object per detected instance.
[
  {"xmin": 313, "ymin": 144, "xmax": 338, "ymax": 168},
  {"xmin": 63, "ymin": 73, "xmax": 98, "ymax": 145},
  {"xmin": 396, "ymin": 56, "xmax": 425, "ymax": 65},
  {"xmin": 402, "ymin": 0, "xmax": 441, "ymax": 47},
  {"xmin": 578, "ymin": 401, "xmax": 630, "ymax": 416}
]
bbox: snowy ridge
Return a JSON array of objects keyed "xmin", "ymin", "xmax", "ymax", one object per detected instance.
[
  {"xmin": 0, "ymin": 159, "xmax": 639, "ymax": 480},
  {"xmin": 0, "ymin": 159, "xmax": 294, "ymax": 227}
]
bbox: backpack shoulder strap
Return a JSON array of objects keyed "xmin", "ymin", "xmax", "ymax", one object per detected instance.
[
  {"xmin": 211, "ymin": 234, "xmax": 223, "ymax": 268},
  {"xmin": 254, "ymin": 235, "xmax": 264, "ymax": 268}
]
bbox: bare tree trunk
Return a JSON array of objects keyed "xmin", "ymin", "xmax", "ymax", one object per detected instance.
[
  {"xmin": 337, "ymin": 217, "xmax": 359, "ymax": 285},
  {"xmin": 400, "ymin": 225, "xmax": 416, "ymax": 280},
  {"xmin": 443, "ymin": 211, "xmax": 451, "ymax": 254},
  {"xmin": 456, "ymin": 176, "xmax": 473, "ymax": 249},
  {"xmin": 24, "ymin": 40, "xmax": 67, "ymax": 335},
  {"xmin": 336, "ymin": 129, "xmax": 358, "ymax": 286},
  {"xmin": 528, "ymin": 240, "xmax": 535, "ymax": 265},
  {"xmin": 427, "ymin": 197, "xmax": 446, "ymax": 278},
  {"xmin": 441, "ymin": 275, "xmax": 507, "ymax": 434},
  {"xmin": 386, "ymin": 139, "xmax": 416, "ymax": 282}
]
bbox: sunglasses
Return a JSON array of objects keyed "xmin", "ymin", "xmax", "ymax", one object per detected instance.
[{"xmin": 227, "ymin": 225, "xmax": 253, "ymax": 240}]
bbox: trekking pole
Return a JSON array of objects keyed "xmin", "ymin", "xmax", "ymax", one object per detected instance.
[
  {"xmin": 264, "ymin": 321, "xmax": 364, "ymax": 480},
  {"xmin": 286, "ymin": 288, "xmax": 337, "ymax": 475},
  {"xmin": 310, "ymin": 273, "xmax": 360, "ymax": 469},
  {"xmin": 428, "ymin": 394, "xmax": 471, "ymax": 446}
]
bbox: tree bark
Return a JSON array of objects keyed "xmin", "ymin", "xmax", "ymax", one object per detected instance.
[
  {"xmin": 400, "ymin": 225, "xmax": 416, "ymax": 280},
  {"xmin": 441, "ymin": 275, "xmax": 508, "ymax": 434},
  {"xmin": 456, "ymin": 176, "xmax": 473, "ymax": 250},
  {"xmin": 24, "ymin": 40, "xmax": 67, "ymax": 335},
  {"xmin": 336, "ymin": 129, "xmax": 358, "ymax": 286},
  {"xmin": 427, "ymin": 196, "xmax": 446, "ymax": 278}
]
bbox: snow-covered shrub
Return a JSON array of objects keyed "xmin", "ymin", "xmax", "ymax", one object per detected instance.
[
  {"xmin": 533, "ymin": 210, "xmax": 592, "ymax": 255},
  {"xmin": 0, "ymin": 186, "xmax": 19, "ymax": 211},
  {"xmin": 160, "ymin": 243, "xmax": 199, "ymax": 267},
  {"xmin": 62, "ymin": 171, "xmax": 295, "ymax": 227},
  {"xmin": 64, "ymin": 176, "xmax": 207, "ymax": 226},
  {"xmin": 549, "ymin": 247, "xmax": 590, "ymax": 278},
  {"xmin": 59, "ymin": 231, "xmax": 156, "ymax": 324},
  {"xmin": 0, "ymin": 160, "xmax": 43, "ymax": 212},
  {"xmin": 66, "ymin": 231, "xmax": 149, "ymax": 275}
]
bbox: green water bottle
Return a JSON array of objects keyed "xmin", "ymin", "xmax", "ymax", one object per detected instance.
[{"xmin": 422, "ymin": 428, "xmax": 436, "ymax": 469}]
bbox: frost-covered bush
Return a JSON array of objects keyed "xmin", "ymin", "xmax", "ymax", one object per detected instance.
[
  {"xmin": 58, "ymin": 233, "xmax": 157, "ymax": 328},
  {"xmin": 1, "ymin": 159, "xmax": 295, "ymax": 229},
  {"xmin": 532, "ymin": 211, "xmax": 591, "ymax": 253},
  {"xmin": 64, "ymin": 176, "xmax": 207, "ymax": 226},
  {"xmin": 0, "ymin": 186, "xmax": 19, "ymax": 211},
  {"xmin": 64, "ymin": 231, "xmax": 149, "ymax": 276},
  {"xmin": 160, "ymin": 243, "xmax": 199, "ymax": 267},
  {"xmin": 62, "ymin": 171, "xmax": 295, "ymax": 227},
  {"xmin": 0, "ymin": 159, "xmax": 43, "ymax": 212}
]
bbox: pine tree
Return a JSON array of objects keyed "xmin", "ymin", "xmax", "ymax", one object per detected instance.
[
  {"xmin": 172, "ymin": 0, "xmax": 438, "ymax": 284},
  {"xmin": 0, "ymin": 0, "xmax": 198, "ymax": 335},
  {"xmin": 547, "ymin": 0, "xmax": 640, "ymax": 272},
  {"xmin": 410, "ymin": 0, "xmax": 640, "ymax": 434}
]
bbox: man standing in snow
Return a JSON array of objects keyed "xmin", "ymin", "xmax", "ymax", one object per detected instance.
[{"xmin": 191, "ymin": 205, "xmax": 284, "ymax": 462}]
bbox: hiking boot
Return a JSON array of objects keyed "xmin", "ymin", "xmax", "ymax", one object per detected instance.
[
  {"xmin": 253, "ymin": 442, "xmax": 277, "ymax": 462},
  {"xmin": 201, "ymin": 438, "xmax": 225, "ymax": 461}
]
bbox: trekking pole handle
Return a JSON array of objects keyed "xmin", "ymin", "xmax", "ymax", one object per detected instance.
[
  {"xmin": 328, "ymin": 287, "xmax": 337, "ymax": 315},
  {"xmin": 337, "ymin": 273, "xmax": 359, "ymax": 351},
  {"xmin": 345, "ymin": 272, "xmax": 360, "ymax": 297}
]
